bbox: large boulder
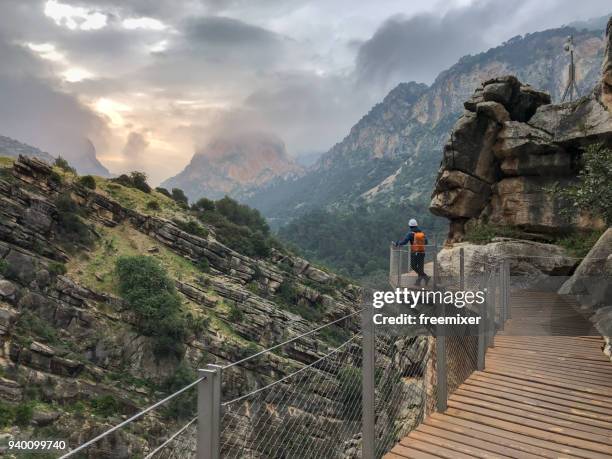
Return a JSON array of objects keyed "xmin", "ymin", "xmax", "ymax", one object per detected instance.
[
  {"xmin": 438, "ymin": 240, "xmax": 577, "ymax": 277},
  {"xmin": 430, "ymin": 170, "xmax": 490, "ymax": 219},
  {"xmin": 529, "ymin": 97, "xmax": 612, "ymax": 146},
  {"xmin": 440, "ymin": 112, "xmax": 500, "ymax": 184},
  {"xmin": 559, "ymin": 228, "xmax": 612, "ymax": 308},
  {"xmin": 487, "ymin": 177, "xmax": 570, "ymax": 232},
  {"xmin": 430, "ymin": 23, "xmax": 612, "ymax": 244},
  {"xmin": 559, "ymin": 228, "xmax": 612, "ymax": 359}
]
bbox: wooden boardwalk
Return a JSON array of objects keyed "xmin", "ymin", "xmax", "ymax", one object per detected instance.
[{"xmin": 386, "ymin": 291, "xmax": 612, "ymax": 459}]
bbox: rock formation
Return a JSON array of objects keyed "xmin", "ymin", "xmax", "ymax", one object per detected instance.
[
  {"xmin": 559, "ymin": 228, "xmax": 612, "ymax": 358},
  {"xmin": 430, "ymin": 71, "xmax": 611, "ymax": 241},
  {"xmin": 162, "ymin": 132, "xmax": 302, "ymax": 201},
  {"xmin": 0, "ymin": 155, "xmax": 426, "ymax": 457}
]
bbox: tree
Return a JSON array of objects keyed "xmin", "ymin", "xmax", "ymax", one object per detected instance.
[
  {"xmin": 171, "ymin": 188, "xmax": 189, "ymax": 207},
  {"xmin": 115, "ymin": 256, "xmax": 188, "ymax": 358},
  {"xmin": 54, "ymin": 156, "xmax": 76, "ymax": 174},
  {"xmin": 553, "ymin": 143, "xmax": 612, "ymax": 225}
]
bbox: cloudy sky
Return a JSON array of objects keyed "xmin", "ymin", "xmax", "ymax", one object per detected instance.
[{"xmin": 1, "ymin": 0, "xmax": 610, "ymax": 184}]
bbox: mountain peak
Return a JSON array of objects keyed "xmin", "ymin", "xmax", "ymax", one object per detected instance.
[{"xmin": 162, "ymin": 131, "xmax": 302, "ymax": 201}]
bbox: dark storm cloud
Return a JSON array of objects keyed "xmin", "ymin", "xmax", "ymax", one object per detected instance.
[
  {"xmin": 355, "ymin": 0, "xmax": 612, "ymax": 91},
  {"xmin": 355, "ymin": 1, "xmax": 516, "ymax": 88},
  {"xmin": 0, "ymin": 37, "xmax": 111, "ymax": 167},
  {"xmin": 183, "ymin": 16, "xmax": 281, "ymax": 45}
]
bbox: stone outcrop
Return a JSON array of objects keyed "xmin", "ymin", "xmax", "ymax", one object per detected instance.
[
  {"xmin": 430, "ymin": 52, "xmax": 612, "ymax": 241},
  {"xmin": 559, "ymin": 228, "xmax": 612, "ymax": 357},
  {"xmin": 1, "ymin": 154, "xmax": 416, "ymax": 458},
  {"xmin": 437, "ymin": 239, "xmax": 578, "ymax": 289}
]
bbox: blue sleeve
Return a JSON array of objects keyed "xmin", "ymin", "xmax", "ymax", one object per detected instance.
[{"xmin": 396, "ymin": 231, "xmax": 413, "ymax": 246}]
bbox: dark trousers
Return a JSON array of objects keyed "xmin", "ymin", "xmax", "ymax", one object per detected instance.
[{"xmin": 411, "ymin": 252, "xmax": 428, "ymax": 284}]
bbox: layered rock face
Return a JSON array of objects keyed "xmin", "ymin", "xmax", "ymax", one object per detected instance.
[{"xmin": 430, "ymin": 72, "xmax": 610, "ymax": 241}]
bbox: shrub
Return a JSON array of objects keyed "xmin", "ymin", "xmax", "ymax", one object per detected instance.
[
  {"xmin": 197, "ymin": 258, "xmax": 210, "ymax": 273},
  {"xmin": 146, "ymin": 200, "xmax": 161, "ymax": 211},
  {"xmin": 551, "ymin": 143, "xmax": 612, "ymax": 225},
  {"xmin": 91, "ymin": 395, "xmax": 120, "ymax": 417},
  {"xmin": 54, "ymin": 193, "xmax": 93, "ymax": 248},
  {"xmin": 277, "ymin": 281, "xmax": 299, "ymax": 304},
  {"xmin": 227, "ymin": 302, "xmax": 244, "ymax": 322},
  {"xmin": 0, "ymin": 401, "xmax": 14, "ymax": 427},
  {"xmin": 115, "ymin": 256, "xmax": 188, "ymax": 358},
  {"xmin": 215, "ymin": 196, "xmax": 269, "ymax": 235},
  {"xmin": 171, "ymin": 188, "xmax": 189, "ymax": 207},
  {"xmin": 192, "ymin": 197, "xmax": 215, "ymax": 212},
  {"xmin": 556, "ymin": 230, "xmax": 605, "ymax": 258},
  {"xmin": 463, "ymin": 222, "xmax": 522, "ymax": 244},
  {"xmin": 53, "ymin": 156, "xmax": 76, "ymax": 174},
  {"xmin": 161, "ymin": 363, "xmax": 196, "ymax": 420},
  {"xmin": 112, "ymin": 171, "xmax": 151, "ymax": 193},
  {"xmin": 155, "ymin": 187, "xmax": 172, "ymax": 198},
  {"xmin": 14, "ymin": 402, "xmax": 34, "ymax": 427},
  {"xmin": 0, "ymin": 259, "xmax": 8, "ymax": 277},
  {"xmin": 78, "ymin": 175, "xmax": 96, "ymax": 189},
  {"xmin": 47, "ymin": 261, "xmax": 67, "ymax": 276},
  {"xmin": 172, "ymin": 219, "xmax": 208, "ymax": 238}
]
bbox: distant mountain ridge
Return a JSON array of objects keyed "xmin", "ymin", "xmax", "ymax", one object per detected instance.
[
  {"xmin": 0, "ymin": 134, "xmax": 110, "ymax": 177},
  {"xmin": 0, "ymin": 135, "xmax": 54, "ymax": 162},
  {"xmin": 246, "ymin": 24, "xmax": 607, "ymax": 224},
  {"xmin": 162, "ymin": 132, "xmax": 302, "ymax": 201}
]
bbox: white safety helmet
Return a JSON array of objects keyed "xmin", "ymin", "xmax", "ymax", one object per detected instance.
[{"xmin": 409, "ymin": 218, "xmax": 418, "ymax": 227}]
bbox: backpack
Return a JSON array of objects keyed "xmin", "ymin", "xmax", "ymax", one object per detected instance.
[{"xmin": 412, "ymin": 231, "xmax": 426, "ymax": 253}]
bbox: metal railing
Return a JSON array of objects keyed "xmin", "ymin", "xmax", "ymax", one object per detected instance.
[
  {"xmin": 389, "ymin": 243, "xmax": 439, "ymax": 289},
  {"xmin": 61, "ymin": 249, "xmax": 511, "ymax": 459}
]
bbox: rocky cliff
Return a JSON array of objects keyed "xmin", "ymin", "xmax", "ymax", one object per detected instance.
[
  {"xmin": 247, "ymin": 24, "xmax": 607, "ymax": 222},
  {"xmin": 430, "ymin": 60, "xmax": 611, "ymax": 242},
  {"xmin": 162, "ymin": 132, "xmax": 302, "ymax": 201},
  {"xmin": 0, "ymin": 155, "xmax": 388, "ymax": 457}
]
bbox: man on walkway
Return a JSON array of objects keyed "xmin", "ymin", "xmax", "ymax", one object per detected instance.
[{"xmin": 395, "ymin": 219, "xmax": 431, "ymax": 286}]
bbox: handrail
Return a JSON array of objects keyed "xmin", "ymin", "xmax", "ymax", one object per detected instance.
[
  {"xmin": 60, "ymin": 377, "xmax": 205, "ymax": 458},
  {"xmin": 62, "ymin": 309, "xmax": 362, "ymax": 457},
  {"xmin": 222, "ymin": 309, "xmax": 361, "ymax": 370}
]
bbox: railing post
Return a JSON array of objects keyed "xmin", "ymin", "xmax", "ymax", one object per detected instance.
[
  {"xmin": 504, "ymin": 259, "xmax": 511, "ymax": 320},
  {"xmin": 432, "ymin": 242, "xmax": 439, "ymax": 290},
  {"xmin": 435, "ymin": 300, "xmax": 447, "ymax": 412},
  {"xmin": 397, "ymin": 245, "xmax": 402, "ymax": 288},
  {"xmin": 477, "ymin": 297, "xmax": 486, "ymax": 371},
  {"xmin": 459, "ymin": 248, "xmax": 465, "ymax": 290},
  {"xmin": 498, "ymin": 262, "xmax": 505, "ymax": 331},
  {"xmin": 362, "ymin": 303, "xmax": 375, "ymax": 459},
  {"xmin": 197, "ymin": 364, "xmax": 222, "ymax": 459}
]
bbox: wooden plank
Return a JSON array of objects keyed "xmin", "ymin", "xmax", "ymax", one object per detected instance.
[
  {"xmin": 407, "ymin": 430, "xmax": 514, "ymax": 459},
  {"xmin": 418, "ymin": 422, "xmax": 544, "ymax": 459},
  {"xmin": 471, "ymin": 372, "xmax": 612, "ymax": 408},
  {"xmin": 460, "ymin": 380, "xmax": 612, "ymax": 423},
  {"xmin": 431, "ymin": 412, "xmax": 609, "ymax": 459},
  {"xmin": 486, "ymin": 349, "xmax": 612, "ymax": 372},
  {"xmin": 442, "ymin": 406, "xmax": 612, "ymax": 456},
  {"xmin": 450, "ymin": 392, "xmax": 612, "ymax": 436},
  {"xmin": 424, "ymin": 416, "xmax": 579, "ymax": 459},
  {"xmin": 387, "ymin": 444, "xmax": 441, "ymax": 459},
  {"xmin": 483, "ymin": 367, "xmax": 612, "ymax": 397},
  {"xmin": 401, "ymin": 438, "xmax": 474, "ymax": 459},
  {"xmin": 448, "ymin": 399, "xmax": 612, "ymax": 443},
  {"xmin": 486, "ymin": 356, "xmax": 612, "ymax": 385}
]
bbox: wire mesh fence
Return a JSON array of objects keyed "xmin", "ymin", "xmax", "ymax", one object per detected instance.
[
  {"xmin": 220, "ymin": 335, "xmax": 363, "ymax": 459},
  {"xmin": 61, "ymin": 248, "xmax": 512, "ymax": 459}
]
